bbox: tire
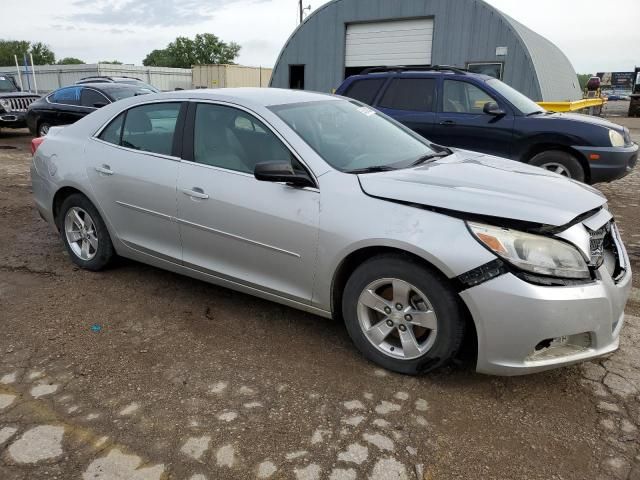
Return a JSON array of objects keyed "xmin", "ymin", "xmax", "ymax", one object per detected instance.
[
  {"xmin": 342, "ymin": 254, "xmax": 465, "ymax": 375},
  {"xmin": 38, "ymin": 122, "xmax": 51, "ymax": 137},
  {"xmin": 57, "ymin": 193, "xmax": 114, "ymax": 271},
  {"xmin": 529, "ymin": 150, "xmax": 585, "ymax": 182}
]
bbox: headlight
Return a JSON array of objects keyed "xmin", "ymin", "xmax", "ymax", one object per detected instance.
[
  {"xmin": 609, "ymin": 129, "xmax": 625, "ymax": 147},
  {"xmin": 468, "ymin": 222, "xmax": 590, "ymax": 279},
  {"xmin": 0, "ymin": 99, "xmax": 11, "ymax": 112}
]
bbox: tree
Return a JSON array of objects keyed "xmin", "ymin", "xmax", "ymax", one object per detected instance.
[
  {"xmin": 577, "ymin": 73, "xmax": 594, "ymax": 91},
  {"xmin": 58, "ymin": 57, "xmax": 84, "ymax": 65},
  {"xmin": 99, "ymin": 60, "xmax": 123, "ymax": 65},
  {"xmin": 29, "ymin": 42, "xmax": 55, "ymax": 65},
  {"xmin": 143, "ymin": 33, "xmax": 241, "ymax": 68}
]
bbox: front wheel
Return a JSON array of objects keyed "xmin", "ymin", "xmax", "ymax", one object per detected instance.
[
  {"xmin": 342, "ymin": 255, "xmax": 465, "ymax": 375},
  {"xmin": 529, "ymin": 150, "xmax": 585, "ymax": 182},
  {"xmin": 38, "ymin": 122, "xmax": 51, "ymax": 137}
]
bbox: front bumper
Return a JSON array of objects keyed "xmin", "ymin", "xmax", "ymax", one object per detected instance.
[
  {"xmin": 574, "ymin": 143, "xmax": 638, "ymax": 183},
  {"xmin": 461, "ymin": 266, "xmax": 632, "ymax": 376},
  {"xmin": 0, "ymin": 111, "xmax": 27, "ymax": 129}
]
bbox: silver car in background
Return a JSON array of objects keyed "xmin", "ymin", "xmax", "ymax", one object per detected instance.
[{"xmin": 30, "ymin": 88, "xmax": 632, "ymax": 376}]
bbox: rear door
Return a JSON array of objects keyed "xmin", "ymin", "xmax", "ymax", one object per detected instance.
[
  {"xmin": 176, "ymin": 102, "xmax": 319, "ymax": 303},
  {"xmin": 85, "ymin": 101, "xmax": 185, "ymax": 261},
  {"xmin": 433, "ymin": 79, "xmax": 514, "ymax": 158},
  {"xmin": 375, "ymin": 76, "xmax": 438, "ymax": 142},
  {"xmin": 50, "ymin": 86, "xmax": 90, "ymax": 125}
]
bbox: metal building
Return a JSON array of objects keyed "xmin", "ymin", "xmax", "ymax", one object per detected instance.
[{"xmin": 270, "ymin": 0, "xmax": 581, "ymax": 101}]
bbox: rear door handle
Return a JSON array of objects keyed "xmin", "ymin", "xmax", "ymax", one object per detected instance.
[
  {"xmin": 95, "ymin": 164, "xmax": 113, "ymax": 175},
  {"xmin": 439, "ymin": 120, "xmax": 456, "ymax": 126},
  {"xmin": 182, "ymin": 187, "xmax": 209, "ymax": 200}
]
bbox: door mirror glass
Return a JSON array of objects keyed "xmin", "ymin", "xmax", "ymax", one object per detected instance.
[
  {"xmin": 254, "ymin": 161, "xmax": 315, "ymax": 188},
  {"xmin": 483, "ymin": 101, "xmax": 506, "ymax": 116}
]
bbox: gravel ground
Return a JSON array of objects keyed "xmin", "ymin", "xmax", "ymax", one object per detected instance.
[{"xmin": 0, "ymin": 121, "xmax": 639, "ymax": 480}]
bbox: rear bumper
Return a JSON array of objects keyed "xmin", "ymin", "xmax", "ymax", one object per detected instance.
[
  {"xmin": 0, "ymin": 111, "xmax": 27, "ymax": 128},
  {"xmin": 574, "ymin": 143, "xmax": 638, "ymax": 183},
  {"xmin": 460, "ymin": 266, "xmax": 632, "ymax": 376}
]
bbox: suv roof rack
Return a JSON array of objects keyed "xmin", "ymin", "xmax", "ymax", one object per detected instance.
[
  {"xmin": 360, "ymin": 65, "xmax": 468, "ymax": 75},
  {"xmin": 78, "ymin": 75, "xmax": 143, "ymax": 82}
]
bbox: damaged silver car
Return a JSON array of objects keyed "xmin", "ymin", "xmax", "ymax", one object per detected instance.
[{"xmin": 31, "ymin": 88, "xmax": 632, "ymax": 376}]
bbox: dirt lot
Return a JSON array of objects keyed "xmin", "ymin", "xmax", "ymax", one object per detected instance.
[{"xmin": 0, "ymin": 122, "xmax": 639, "ymax": 480}]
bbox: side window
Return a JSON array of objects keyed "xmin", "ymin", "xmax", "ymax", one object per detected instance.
[
  {"xmin": 442, "ymin": 80, "xmax": 495, "ymax": 114},
  {"xmin": 99, "ymin": 112, "xmax": 125, "ymax": 145},
  {"xmin": 80, "ymin": 88, "xmax": 109, "ymax": 108},
  {"xmin": 379, "ymin": 78, "xmax": 436, "ymax": 111},
  {"xmin": 51, "ymin": 87, "xmax": 81, "ymax": 106},
  {"xmin": 121, "ymin": 103, "xmax": 182, "ymax": 155},
  {"xmin": 193, "ymin": 103, "xmax": 298, "ymax": 175},
  {"xmin": 343, "ymin": 79, "xmax": 385, "ymax": 105}
]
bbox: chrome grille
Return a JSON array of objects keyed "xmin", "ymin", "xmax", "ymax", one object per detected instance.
[
  {"xmin": 6, "ymin": 96, "xmax": 38, "ymax": 112},
  {"xmin": 588, "ymin": 225, "xmax": 608, "ymax": 268}
]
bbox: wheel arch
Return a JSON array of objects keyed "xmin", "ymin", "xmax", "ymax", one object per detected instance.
[{"xmin": 329, "ymin": 245, "xmax": 478, "ymax": 364}]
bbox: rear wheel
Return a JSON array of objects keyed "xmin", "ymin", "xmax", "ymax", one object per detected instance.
[
  {"xmin": 342, "ymin": 255, "xmax": 465, "ymax": 375},
  {"xmin": 57, "ymin": 194, "xmax": 114, "ymax": 271},
  {"xmin": 529, "ymin": 150, "xmax": 585, "ymax": 182},
  {"xmin": 38, "ymin": 122, "xmax": 51, "ymax": 137}
]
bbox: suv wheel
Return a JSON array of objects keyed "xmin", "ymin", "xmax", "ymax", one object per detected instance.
[
  {"xmin": 342, "ymin": 254, "xmax": 465, "ymax": 375},
  {"xmin": 57, "ymin": 194, "xmax": 114, "ymax": 271},
  {"xmin": 529, "ymin": 150, "xmax": 585, "ymax": 182}
]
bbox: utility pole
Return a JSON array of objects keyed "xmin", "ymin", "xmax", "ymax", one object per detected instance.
[{"xmin": 298, "ymin": 0, "xmax": 311, "ymax": 24}]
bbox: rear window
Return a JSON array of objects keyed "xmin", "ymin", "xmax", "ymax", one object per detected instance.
[
  {"xmin": 50, "ymin": 86, "xmax": 81, "ymax": 105},
  {"xmin": 379, "ymin": 78, "xmax": 436, "ymax": 112},
  {"xmin": 343, "ymin": 78, "xmax": 385, "ymax": 105}
]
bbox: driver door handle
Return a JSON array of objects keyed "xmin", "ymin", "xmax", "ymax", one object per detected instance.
[
  {"xmin": 439, "ymin": 120, "xmax": 456, "ymax": 126},
  {"xmin": 95, "ymin": 164, "xmax": 113, "ymax": 175},
  {"xmin": 182, "ymin": 187, "xmax": 209, "ymax": 200}
]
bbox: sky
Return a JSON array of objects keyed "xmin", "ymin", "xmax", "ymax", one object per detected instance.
[{"xmin": 1, "ymin": 0, "xmax": 638, "ymax": 73}]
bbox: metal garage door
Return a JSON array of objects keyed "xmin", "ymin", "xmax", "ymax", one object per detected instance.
[{"xmin": 345, "ymin": 19, "xmax": 434, "ymax": 67}]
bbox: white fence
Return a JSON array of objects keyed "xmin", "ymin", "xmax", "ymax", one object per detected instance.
[{"xmin": 0, "ymin": 64, "xmax": 193, "ymax": 93}]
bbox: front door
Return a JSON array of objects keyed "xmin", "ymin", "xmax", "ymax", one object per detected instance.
[
  {"xmin": 85, "ymin": 101, "xmax": 185, "ymax": 261},
  {"xmin": 177, "ymin": 102, "xmax": 319, "ymax": 303},
  {"xmin": 433, "ymin": 79, "xmax": 514, "ymax": 158}
]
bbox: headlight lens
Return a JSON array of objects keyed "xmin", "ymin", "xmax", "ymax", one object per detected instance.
[
  {"xmin": 0, "ymin": 99, "xmax": 11, "ymax": 111},
  {"xmin": 468, "ymin": 222, "xmax": 590, "ymax": 279},
  {"xmin": 609, "ymin": 129, "xmax": 625, "ymax": 147}
]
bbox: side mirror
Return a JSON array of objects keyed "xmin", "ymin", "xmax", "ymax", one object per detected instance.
[
  {"xmin": 254, "ymin": 161, "xmax": 315, "ymax": 188},
  {"xmin": 483, "ymin": 101, "xmax": 506, "ymax": 116},
  {"xmin": 93, "ymin": 102, "xmax": 108, "ymax": 108}
]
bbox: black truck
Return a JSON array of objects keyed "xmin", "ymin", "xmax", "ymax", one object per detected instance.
[{"xmin": 0, "ymin": 75, "xmax": 40, "ymax": 133}]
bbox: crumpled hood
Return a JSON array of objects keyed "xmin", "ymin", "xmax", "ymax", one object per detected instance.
[{"xmin": 358, "ymin": 150, "xmax": 606, "ymax": 227}]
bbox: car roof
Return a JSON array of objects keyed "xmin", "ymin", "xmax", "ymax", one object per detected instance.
[{"xmin": 134, "ymin": 88, "xmax": 337, "ymax": 107}]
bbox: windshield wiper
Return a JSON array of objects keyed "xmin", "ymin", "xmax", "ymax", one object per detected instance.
[
  {"xmin": 346, "ymin": 165, "xmax": 396, "ymax": 174},
  {"xmin": 408, "ymin": 150, "xmax": 452, "ymax": 167},
  {"xmin": 526, "ymin": 110, "xmax": 545, "ymax": 117}
]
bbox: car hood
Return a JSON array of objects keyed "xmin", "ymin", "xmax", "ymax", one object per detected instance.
[
  {"xmin": 542, "ymin": 111, "xmax": 625, "ymax": 132},
  {"xmin": 0, "ymin": 91, "xmax": 40, "ymax": 99},
  {"xmin": 358, "ymin": 150, "xmax": 606, "ymax": 227}
]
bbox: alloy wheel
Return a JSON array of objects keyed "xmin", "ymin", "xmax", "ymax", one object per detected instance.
[
  {"xmin": 64, "ymin": 207, "xmax": 98, "ymax": 261},
  {"xmin": 541, "ymin": 162, "xmax": 571, "ymax": 177},
  {"xmin": 357, "ymin": 278, "xmax": 438, "ymax": 360}
]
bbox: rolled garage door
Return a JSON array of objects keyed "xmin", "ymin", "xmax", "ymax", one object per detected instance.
[{"xmin": 345, "ymin": 19, "xmax": 434, "ymax": 67}]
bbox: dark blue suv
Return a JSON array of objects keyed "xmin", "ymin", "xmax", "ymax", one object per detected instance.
[{"xmin": 335, "ymin": 66, "xmax": 637, "ymax": 184}]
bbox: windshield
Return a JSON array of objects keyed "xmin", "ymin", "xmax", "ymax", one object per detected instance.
[
  {"xmin": 270, "ymin": 99, "xmax": 435, "ymax": 172},
  {"xmin": 0, "ymin": 76, "xmax": 18, "ymax": 93},
  {"xmin": 486, "ymin": 78, "xmax": 545, "ymax": 115},
  {"xmin": 108, "ymin": 86, "xmax": 153, "ymax": 101}
]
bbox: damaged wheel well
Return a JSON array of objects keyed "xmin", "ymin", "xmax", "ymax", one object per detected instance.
[{"xmin": 330, "ymin": 246, "xmax": 478, "ymax": 365}]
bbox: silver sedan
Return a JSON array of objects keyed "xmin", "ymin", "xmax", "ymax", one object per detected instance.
[{"xmin": 30, "ymin": 88, "xmax": 632, "ymax": 376}]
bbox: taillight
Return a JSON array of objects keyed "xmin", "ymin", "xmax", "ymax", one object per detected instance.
[{"xmin": 31, "ymin": 137, "xmax": 45, "ymax": 156}]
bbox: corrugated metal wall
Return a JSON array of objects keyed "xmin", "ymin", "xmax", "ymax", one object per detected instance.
[
  {"xmin": 0, "ymin": 64, "xmax": 192, "ymax": 93},
  {"xmin": 192, "ymin": 65, "xmax": 272, "ymax": 89},
  {"xmin": 270, "ymin": 0, "xmax": 581, "ymax": 102}
]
